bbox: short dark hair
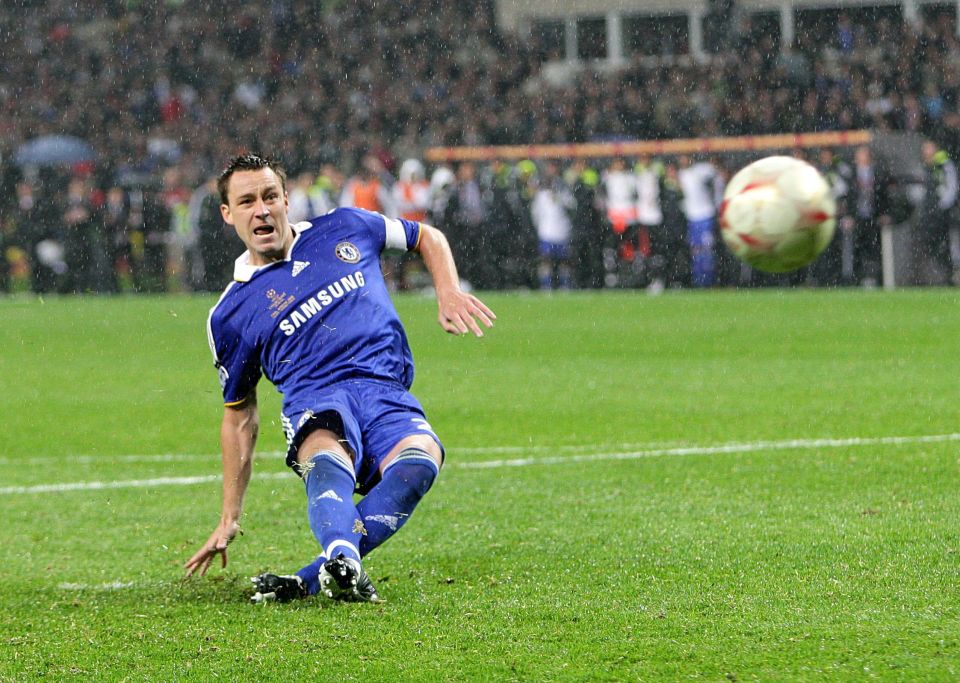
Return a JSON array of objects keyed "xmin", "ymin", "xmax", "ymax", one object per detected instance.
[{"xmin": 217, "ymin": 154, "xmax": 287, "ymax": 204}]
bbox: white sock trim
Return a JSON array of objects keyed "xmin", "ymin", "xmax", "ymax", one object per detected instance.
[
  {"xmin": 382, "ymin": 448, "xmax": 440, "ymax": 475},
  {"xmin": 306, "ymin": 450, "xmax": 356, "ymax": 482},
  {"xmin": 325, "ymin": 540, "xmax": 361, "ymax": 564}
]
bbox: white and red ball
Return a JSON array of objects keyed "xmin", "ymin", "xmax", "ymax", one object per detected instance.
[{"xmin": 719, "ymin": 156, "xmax": 836, "ymax": 273}]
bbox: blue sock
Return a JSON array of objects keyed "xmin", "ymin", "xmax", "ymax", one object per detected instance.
[
  {"xmin": 357, "ymin": 448, "xmax": 439, "ymax": 557},
  {"xmin": 295, "ymin": 450, "xmax": 363, "ymax": 596},
  {"xmin": 295, "ymin": 555, "xmax": 327, "ymax": 596}
]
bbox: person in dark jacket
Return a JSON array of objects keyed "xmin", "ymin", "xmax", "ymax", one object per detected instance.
[
  {"xmin": 917, "ymin": 139, "xmax": 959, "ymax": 284},
  {"xmin": 847, "ymin": 146, "xmax": 892, "ymax": 287},
  {"xmin": 569, "ymin": 160, "xmax": 606, "ymax": 289}
]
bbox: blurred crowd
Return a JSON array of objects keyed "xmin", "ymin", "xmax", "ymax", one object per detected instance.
[
  {"xmin": 5, "ymin": 141, "xmax": 958, "ymax": 295},
  {"xmin": 2, "ymin": 1, "xmax": 960, "ymax": 293}
]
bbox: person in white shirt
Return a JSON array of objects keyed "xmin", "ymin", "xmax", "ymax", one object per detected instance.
[
  {"xmin": 392, "ymin": 159, "xmax": 431, "ymax": 223},
  {"xmin": 531, "ymin": 161, "xmax": 575, "ymax": 289},
  {"xmin": 635, "ymin": 155, "xmax": 665, "ymax": 291},
  {"xmin": 602, "ymin": 158, "xmax": 640, "ymax": 281},
  {"xmin": 678, "ymin": 154, "xmax": 722, "ymax": 287},
  {"xmin": 388, "ymin": 159, "xmax": 432, "ymax": 290}
]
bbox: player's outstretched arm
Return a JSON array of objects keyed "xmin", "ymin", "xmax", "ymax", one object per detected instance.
[
  {"xmin": 417, "ymin": 224, "xmax": 496, "ymax": 337},
  {"xmin": 184, "ymin": 393, "xmax": 260, "ymax": 577}
]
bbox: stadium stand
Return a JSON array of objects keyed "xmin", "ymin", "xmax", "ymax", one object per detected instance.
[{"xmin": 1, "ymin": 1, "xmax": 959, "ymax": 292}]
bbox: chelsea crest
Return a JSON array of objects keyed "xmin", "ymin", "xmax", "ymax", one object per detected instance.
[{"xmin": 335, "ymin": 242, "xmax": 361, "ymax": 263}]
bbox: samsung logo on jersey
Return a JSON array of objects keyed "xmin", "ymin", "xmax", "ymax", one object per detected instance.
[{"xmin": 279, "ymin": 270, "xmax": 366, "ymax": 336}]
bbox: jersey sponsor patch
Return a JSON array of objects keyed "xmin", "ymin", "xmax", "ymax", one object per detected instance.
[
  {"xmin": 335, "ymin": 242, "xmax": 360, "ymax": 263},
  {"xmin": 277, "ymin": 270, "xmax": 367, "ymax": 337}
]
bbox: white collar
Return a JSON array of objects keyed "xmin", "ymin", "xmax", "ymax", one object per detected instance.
[{"xmin": 232, "ymin": 221, "xmax": 312, "ymax": 282}]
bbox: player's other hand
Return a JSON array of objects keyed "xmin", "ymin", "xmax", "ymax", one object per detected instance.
[
  {"xmin": 437, "ymin": 289, "xmax": 496, "ymax": 337},
  {"xmin": 184, "ymin": 519, "xmax": 241, "ymax": 577}
]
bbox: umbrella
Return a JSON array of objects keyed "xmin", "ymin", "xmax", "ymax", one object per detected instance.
[{"xmin": 15, "ymin": 135, "xmax": 96, "ymax": 167}]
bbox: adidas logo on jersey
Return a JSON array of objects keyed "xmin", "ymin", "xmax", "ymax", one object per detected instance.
[{"xmin": 292, "ymin": 261, "xmax": 310, "ymax": 277}]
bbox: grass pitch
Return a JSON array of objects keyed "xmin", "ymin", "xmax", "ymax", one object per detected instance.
[{"xmin": 1, "ymin": 289, "xmax": 958, "ymax": 681}]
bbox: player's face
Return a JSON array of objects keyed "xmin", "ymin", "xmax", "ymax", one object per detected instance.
[{"xmin": 221, "ymin": 168, "xmax": 293, "ymax": 265}]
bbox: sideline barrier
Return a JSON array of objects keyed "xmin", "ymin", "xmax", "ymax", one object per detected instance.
[{"xmin": 425, "ymin": 130, "xmax": 873, "ymax": 163}]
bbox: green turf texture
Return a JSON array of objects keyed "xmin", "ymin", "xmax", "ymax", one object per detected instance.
[{"xmin": 1, "ymin": 290, "xmax": 958, "ymax": 681}]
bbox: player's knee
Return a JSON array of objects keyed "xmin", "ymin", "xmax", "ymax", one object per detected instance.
[
  {"xmin": 299, "ymin": 448, "xmax": 355, "ymax": 484},
  {"xmin": 389, "ymin": 434, "xmax": 443, "ymax": 466},
  {"xmin": 297, "ymin": 427, "xmax": 353, "ymax": 466},
  {"xmin": 383, "ymin": 447, "xmax": 440, "ymax": 500}
]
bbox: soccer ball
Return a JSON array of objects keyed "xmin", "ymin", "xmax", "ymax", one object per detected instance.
[{"xmin": 719, "ymin": 156, "xmax": 836, "ymax": 273}]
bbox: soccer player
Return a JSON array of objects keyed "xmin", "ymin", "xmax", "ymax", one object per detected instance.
[{"xmin": 184, "ymin": 154, "xmax": 495, "ymax": 603}]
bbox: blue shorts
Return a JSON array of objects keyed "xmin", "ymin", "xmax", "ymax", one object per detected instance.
[
  {"xmin": 538, "ymin": 240, "xmax": 570, "ymax": 260},
  {"xmin": 282, "ymin": 379, "xmax": 443, "ymax": 494}
]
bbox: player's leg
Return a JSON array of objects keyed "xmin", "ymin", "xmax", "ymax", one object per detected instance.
[
  {"xmin": 689, "ymin": 217, "xmax": 716, "ymax": 287},
  {"xmin": 537, "ymin": 240, "xmax": 554, "ymax": 290},
  {"xmin": 357, "ymin": 433, "xmax": 442, "ymax": 558},
  {"xmin": 556, "ymin": 242, "xmax": 572, "ymax": 290},
  {"xmin": 295, "ymin": 426, "xmax": 375, "ymax": 600},
  {"xmin": 252, "ymin": 420, "xmax": 374, "ymax": 603}
]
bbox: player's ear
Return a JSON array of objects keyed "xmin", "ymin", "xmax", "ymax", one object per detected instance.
[{"xmin": 220, "ymin": 203, "xmax": 234, "ymax": 225}]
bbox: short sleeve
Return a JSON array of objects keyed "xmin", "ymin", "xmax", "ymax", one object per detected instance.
[
  {"xmin": 207, "ymin": 309, "xmax": 262, "ymax": 405},
  {"xmin": 382, "ymin": 214, "xmax": 421, "ymax": 251},
  {"xmin": 344, "ymin": 207, "xmax": 420, "ymax": 252}
]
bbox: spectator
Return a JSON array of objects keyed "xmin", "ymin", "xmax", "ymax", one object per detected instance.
[
  {"xmin": 654, "ymin": 162, "xmax": 690, "ymax": 288},
  {"xmin": 161, "ymin": 166, "xmax": 195, "ymax": 291},
  {"xmin": 481, "ymin": 160, "xmax": 522, "ymax": 289},
  {"xmin": 918, "ymin": 139, "xmax": 959, "ymax": 284},
  {"xmin": 287, "ymin": 170, "xmax": 321, "ymax": 224},
  {"xmin": 602, "ymin": 158, "xmax": 639, "ymax": 284},
  {"xmin": 392, "ymin": 160, "xmax": 430, "ymax": 223},
  {"xmin": 101, "ymin": 185, "xmax": 129, "ymax": 293},
  {"xmin": 190, "ymin": 176, "xmax": 235, "ymax": 292},
  {"xmin": 530, "ymin": 161, "xmax": 574, "ymax": 290},
  {"xmin": 813, "ymin": 148, "xmax": 852, "ymax": 287},
  {"xmin": 510, "ymin": 160, "xmax": 541, "ymax": 289},
  {"xmin": 428, "ymin": 166, "xmax": 456, "ymax": 227},
  {"xmin": 678, "ymin": 155, "xmax": 722, "ymax": 287},
  {"xmin": 446, "ymin": 162, "xmax": 488, "ymax": 289},
  {"xmin": 848, "ymin": 146, "xmax": 892, "ymax": 287},
  {"xmin": 313, "ymin": 165, "xmax": 345, "ymax": 216},
  {"xmin": 568, "ymin": 160, "xmax": 606, "ymax": 289},
  {"xmin": 389, "ymin": 159, "xmax": 431, "ymax": 289},
  {"xmin": 340, "ymin": 156, "xmax": 395, "ymax": 216},
  {"xmin": 61, "ymin": 176, "xmax": 109, "ymax": 293},
  {"xmin": 138, "ymin": 189, "xmax": 171, "ymax": 293},
  {"xmin": 635, "ymin": 155, "xmax": 665, "ymax": 292},
  {"xmin": 3, "ymin": 182, "xmax": 39, "ymax": 292}
]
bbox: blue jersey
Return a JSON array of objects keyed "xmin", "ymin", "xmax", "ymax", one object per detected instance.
[{"xmin": 207, "ymin": 208, "xmax": 422, "ymax": 421}]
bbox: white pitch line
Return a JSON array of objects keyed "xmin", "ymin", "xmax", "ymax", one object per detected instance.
[
  {"xmin": 455, "ymin": 432, "xmax": 960, "ymax": 469},
  {"xmin": 0, "ymin": 453, "xmax": 287, "ymax": 467},
  {"xmin": 1, "ymin": 432, "xmax": 958, "ymax": 496},
  {"xmin": 58, "ymin": 581, "xmax": 137, "ymax": 591},
  {"xmin": 0, "ymin": 440, "xmax": 685, "ymax": 467},
  {"xmin": 0, "ymin": 472, "xmax": 291, "ymax": 495}
]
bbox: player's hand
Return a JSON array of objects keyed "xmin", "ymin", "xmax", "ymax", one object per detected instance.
[
  {"xmin": 184, "ymin": 519, "xmax": 241, "ymax": 577},
  {"xmin": 437, "ymin": 289, "xmax": 496, "ymax": 337}
]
